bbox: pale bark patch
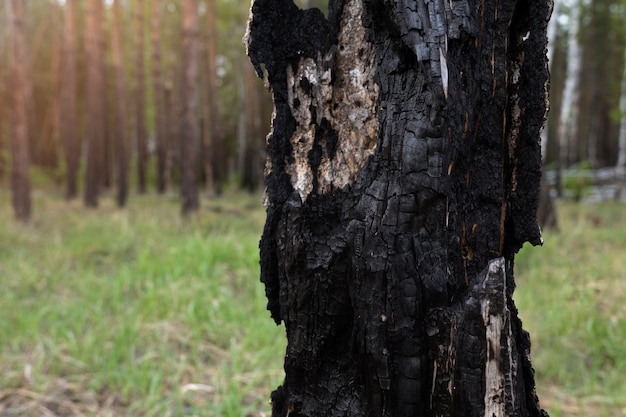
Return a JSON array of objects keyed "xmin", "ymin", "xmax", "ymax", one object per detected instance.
[{"xmin": 285, "ymin": 0, "xmax": 379, "ymax": 201}]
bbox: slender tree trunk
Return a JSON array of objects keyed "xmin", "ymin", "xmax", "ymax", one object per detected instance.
[
  {"xmin": 180, "ymin": 0, "xmax": 200, "ymax": 215},
  {"xmin": 9, "ymin": 0, "xmax": 32, "ymax": 223},
  {"xmin": 557, "ymin": 0, "xmax": 581, "ymax": 192},
  {"xmin": 203, "ymin": 0, "xmax": 218, "ymax": 195},
  {"xmin": 152, "ymin": 0, "xmax": 167, "ymax": 193},
  {"xmin": 112, "ymin": 0, "xmax": 129, "ymax": 207},
  {"xmin": 246, "ymin": 0, "xmax": 551, "ymax": 415},
  {"xmin": 84, "ymin": 0, "xmax": 105, "ymax": 208},
  {"xmin": 135, "ymin": 0, "xmax": 148, "ymax": 194},
  {"xmin": 616, "ymin": 44, "xmax": 626, "ymax": 174},
  {"xmin": 61, "ymin": 0, "xmax": 80, "ymax": 197}
]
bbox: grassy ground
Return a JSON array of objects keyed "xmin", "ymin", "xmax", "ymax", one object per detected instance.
[
  {"xmin": 516, "ymin": 202, "xmax": 626, "ymax": 417},
  {"xmin": 1, "ymin": 189, "xmax": 624, "ymax": 416}
]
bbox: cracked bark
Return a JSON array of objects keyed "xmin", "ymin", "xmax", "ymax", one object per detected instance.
[{"xmin": 246, "ymin": 0, "xmax": 551, "ymax": 416}]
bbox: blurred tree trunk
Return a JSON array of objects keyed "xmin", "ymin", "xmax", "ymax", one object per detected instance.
[
  {"xmin": 112, "ymin": 0, "xmax": 129, "ymax": 207},
  {"xmin": 135, "ymin": 0, "xmax": 148, "ymax": 194},
  {"xmin": 202, "ymin": 0, "xmax": 218, "ymax": 195},
  {"xmin": 84, "ymin": 0, "xmax": 105, "ymax": 208},
  {"xmin": 246, "ymin": 0, "xmax": 550, "ymax": 415},
  {"xmin": 180, "ymin": 0, "xmax": 200, "ymax": 215},
  {"xmin": 617, "ymin": 44, "xmax": 626, "ymax": 175},
  {"xmin": 557, "ymin": 0, "xmax": 580, "ymax": 194},
  {"xmin": 9, "ymin": 0, "xmax": 32, "ymax": 222},
  {"xmin": 152, "ymin": 0, "xmax": 167, "ymax": 193}
]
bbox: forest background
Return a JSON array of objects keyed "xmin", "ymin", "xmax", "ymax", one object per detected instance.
[
  {"xmin": 1, "ymin": 0, "xmax": 626, "ymax": 217},
  {"xmin": 0, "ymin": 0, "xmax": 625, "ymax": 416}
]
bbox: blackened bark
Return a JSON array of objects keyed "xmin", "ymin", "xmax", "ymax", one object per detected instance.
[{"xmin": 246, "ymin": 0, "xmax": 550, "ymax": 416}]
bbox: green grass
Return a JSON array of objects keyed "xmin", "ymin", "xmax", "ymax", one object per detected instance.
[
  {"xmin": 0, "ymin": 189, "xmax": 284, "ymax": 416},
  {"xmin": 1, "ymin": 189, "xmax": 625, "ymax": 416},
  {"xmin": 516, "ymin": 202, "xmax": 626, "ymax": 417}
]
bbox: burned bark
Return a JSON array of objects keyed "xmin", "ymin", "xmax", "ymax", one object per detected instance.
[{"xmin": 246, "ymin": 0, "xmax": 550, "ymax": 415}]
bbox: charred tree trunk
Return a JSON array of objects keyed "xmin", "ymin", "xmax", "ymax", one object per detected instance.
[
  {"xmin": 84, "ymin": 0, "xmax": 105, "ymax": 208},
  {"xmin": 112, "ymin": 0, "xmax": 129, "ymax": 207},
  {"xmin": 180, "ymin": 0, "xmax": 200, "ymax": 215},
  {"xmin": 246, "ymin": 0, "xmax": 550, "ymax": 416},
  {"xmin": 9, "ymin": 0, "xmax": 32, "ymax": 223}
]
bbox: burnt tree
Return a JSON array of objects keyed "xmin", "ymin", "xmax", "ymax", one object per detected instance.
[{"xmin": 246, "ymin": 0, "xmax": 552, "ymax": 416}]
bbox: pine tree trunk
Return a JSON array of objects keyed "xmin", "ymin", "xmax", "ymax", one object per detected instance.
[
  {"xmin": 203, "ymin": 0, "xmax": 218, "ymax": 196},
  {"xmin": 616, "ymin": 44, "xmax": 626, "ymax": 175},
  {"xmin": 557, "ymin": 0, "xmax": 580, "ymax": 192},
  {"xmin": 135, "ymin": 0, "xmax": 148, "ymax": 194},
  {"xmin": 152, "ymin": 0, "xmax": 167, "ymax": 193},
  {"xmin": 84, "ymin": 0, "xmax": 105, "ymax": 208},
  {"xmin": 112, "ymin": 0, "xmax": 129, "ymax": 207},
  {"xmin": 246, "ymin": 0, "xmax": 550, "ymax": 415},
  {"xmin": 10, "ymin": 0, "xmax": 32, "ymax": 223},
  {"xmin": 181, "ymin": 0, "xmax": 200, "ymax": 215}
]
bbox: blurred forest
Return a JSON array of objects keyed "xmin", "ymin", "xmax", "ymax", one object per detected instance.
[{"xmin": 0, "ymin": 0, "xmax": 625, "ymax": 221}]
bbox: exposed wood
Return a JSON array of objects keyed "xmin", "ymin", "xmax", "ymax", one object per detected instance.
[
  {"xmin": 246, "ymin": 0, "xmax": 550, "ymax": 415},
  {"xmin": 9, "ymin": 0, "xmax": 32, "ymax": 222}
]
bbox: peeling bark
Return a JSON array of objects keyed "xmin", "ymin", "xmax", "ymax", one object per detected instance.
[{"xmin": 246, "ymin": 0, "xmax": 550, "ymax": 415}]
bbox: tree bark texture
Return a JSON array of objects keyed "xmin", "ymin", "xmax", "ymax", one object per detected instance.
[
  {"xmin": 10, "ymin": 0, "xmax": 32, "ymax": 223},
  {"xmin": 84, "ymin": 0, "xmax": 105, "ymax": 208},
  {"xmin": 246, "ymin": 0, "xmax": 550, "ymax": 416},
  {"xmin": 181, "ymin": 0, "xmax": 200, "ymax": 215}
]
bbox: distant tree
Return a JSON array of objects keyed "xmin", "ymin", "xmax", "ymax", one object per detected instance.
[
  {"xmin": 152, "ymin": 0, "xmax": 168, "ymax": 193},
  {"xmin": 557, "ymin": 0, "xmax": 581, "ymax": 186},
  {"xmin": 60, "ymin": 0, "xmax": 80, "ymax": 200},
  {"xmin": 84, "ymin": 0, "xmax": 106, "ymax": 208},
  {"xmin": 617, "ymin": 42, "xmax": 626, "ymax": 175},
  {"xmin": 9, "ymin": 0, "xmax": 32, "ymax": 222},
  {"xmin": 111, "ymin": 0, "xmax": 129, "ymax": 207},
  {"xmin": 135, "ymin": 0, "xmax": 148, "ymax": 194},
  {"xmin": 202, "ymin": 0, "xmax": 218, "ymax": 196},
  {"xmin": 246, "ymin": 0, "xmax": 550, "ymax": 415},
  {"xmin": 180, "ymin": 0, "xmax": 200, "ymax": 215}
]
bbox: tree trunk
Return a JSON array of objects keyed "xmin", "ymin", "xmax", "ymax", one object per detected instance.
[
  {"xmin": 9, "ymin": 0, "xmax": 32, "ymax": 223},
  {"xmin": 203, "ymin": 0, "xmax": 218, "ymax": 196},
  {"xmin": 135, "ymin": 0, "xmax": 148, "ymax": 194},
  {"xmin": 112, "ymin": 0, "xmax": 129, "ymax": 207},
  {"xmin": 180, "ymin": 0, "xmax": 200, "ymax": 215},
  {"xmin": 556, "ymin": 0, "xmax": 580, "ymax": 193},
  {"xmin": 616, "ymin": 43, "xmax": 626, "ymax": 175},
  {"xmin": 152, "ymin": 0, "xmax": 167, "ymax": 193},
  {"xmin": 84, "ymin": 0, "xmax": 105, "ymax": 208},
  {"xmin": 246, "ymin": 0, "xmax": 550, "ymax": 416}
]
